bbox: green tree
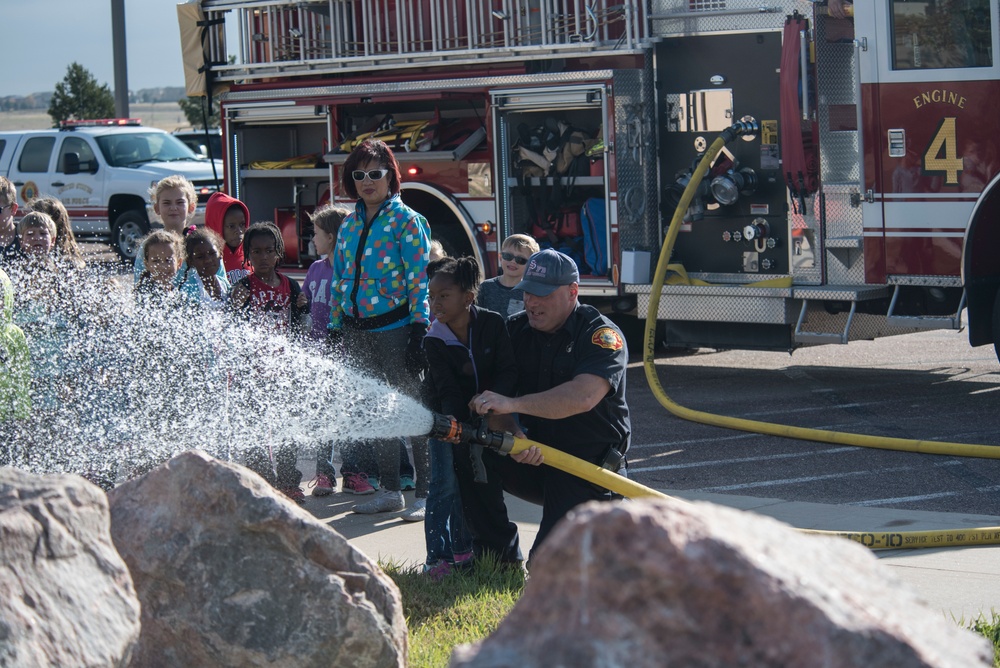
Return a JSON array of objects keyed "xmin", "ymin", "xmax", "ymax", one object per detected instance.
[
  {"xmin": 47, "ymin": 62, "xmax": 115, "ymax": 125},
  {"xmin": 178, "ymin": 96, "xmax": 220, "ymax": 129}
]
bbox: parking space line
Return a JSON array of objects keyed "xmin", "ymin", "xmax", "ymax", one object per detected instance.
[
  {"xmin": 850, "ymin": 483, "xmax": 1000, "ymax": 507},
  {"xmin": 629, "ymin": 446, "xmax": 858, "ymax": 473},
  {"xmin": 700, "ymin": 461, "xmax": 962, "ymax": 492}
]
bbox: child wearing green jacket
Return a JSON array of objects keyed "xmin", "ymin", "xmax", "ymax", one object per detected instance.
[{"xmin": 0, "ymin": 266, "xmax": 31, "ymax": 459}]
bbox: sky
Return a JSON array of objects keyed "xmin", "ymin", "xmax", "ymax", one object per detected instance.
[{"xmin": 5, "ymin": 0, "xmax": 189, "ymax": 97}]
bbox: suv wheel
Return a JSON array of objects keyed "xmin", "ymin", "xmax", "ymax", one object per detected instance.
[{"xmin": 113, "ymin": 211, "xmax": 149, "ymax": 262}]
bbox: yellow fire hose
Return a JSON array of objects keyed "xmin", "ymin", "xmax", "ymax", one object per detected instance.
[
  {"xmin": 496, "ymin": 434, "xmax": 1000, "ymax": 550},
  {"xmin": 505, "ymin": 436, "xmax": 672, "ymax": 501},
  {"xmin": 634, "ymin": 122, "xmax": 1000, "ymax": 549}
]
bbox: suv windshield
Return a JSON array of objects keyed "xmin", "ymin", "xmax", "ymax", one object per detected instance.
[{"xmin": 96, "ymin": 132, "xmax": 201, "ymax": 167}]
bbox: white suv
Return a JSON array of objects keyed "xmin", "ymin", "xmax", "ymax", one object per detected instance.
[{"xmin": 0, "ymin": 119, "xmax": 221, "ymax": 260}]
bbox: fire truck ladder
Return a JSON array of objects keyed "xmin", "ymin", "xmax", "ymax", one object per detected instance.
[{"xmin": 197, "ymin": 0, "xmax": 647, "ymax": 84}]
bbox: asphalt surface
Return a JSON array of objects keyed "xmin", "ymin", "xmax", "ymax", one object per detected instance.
[{"xmin": 627, "ymin": 328, "xmax": 1000, "ymax": 517}]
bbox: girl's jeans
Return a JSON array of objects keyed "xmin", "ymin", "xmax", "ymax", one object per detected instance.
[{"xmin": 425, "ymin": 437, "xmax": 472, "ymax": 563}]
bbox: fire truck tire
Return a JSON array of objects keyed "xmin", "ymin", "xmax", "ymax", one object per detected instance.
[
  {"xmin": 112, "ymin": 210, "xmax": 149, "ymax": 262},
  {"xmin": 991, "ymin": 288, "xmax": 1000, "ymax": 364}
]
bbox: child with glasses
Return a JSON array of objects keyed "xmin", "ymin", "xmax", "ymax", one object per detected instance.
[
  {"xmin": 476, "ymin": 234, "xmax": 540, "ymax": 320},
  {"xmin": 329, "ymin": 139, "xmax": 431, "ymax": 515}
]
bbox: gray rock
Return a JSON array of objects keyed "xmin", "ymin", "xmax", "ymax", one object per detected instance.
[
  {"xmin": 451, "ymin": 497, "xmax": 992, "ymax": 668},
  {"xmin": 0, "ymin": 468, "xmax": 140, "ymax": 667},
  {"xmin": 108, "ymin": 449, "xmax": 406, "ymax": 668}
]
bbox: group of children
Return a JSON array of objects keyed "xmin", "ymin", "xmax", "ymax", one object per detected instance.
[{"xmin": 0, "ymin": 169, "xmax": 545, "ymax": 577}]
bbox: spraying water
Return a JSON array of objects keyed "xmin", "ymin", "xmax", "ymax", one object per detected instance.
[{"xmin": 1, "ymin": 260, "xmax": 433, "ymax": 485}]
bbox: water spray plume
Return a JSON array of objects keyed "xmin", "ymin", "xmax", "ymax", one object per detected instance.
[{"xmin": 2, "ymin": 260, "xmax": 433, "ymax": 485}]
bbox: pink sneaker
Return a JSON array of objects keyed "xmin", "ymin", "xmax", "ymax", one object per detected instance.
[
  {"xmin": 281, "ymin": 486, "xmax": 306, "ymax": 505},
  {"xmin": 308, "ymin": 473, "xmax": 335, "ymax": 496},
  {"xmin": 452, "ymin": 551, "xmax": 474, "ymax": 568},
  {"xmin": 423, "ymin": 560, "xmax": 453, "ymax": 581},
  {"xmin": 342, "ymin": 472, "xmax": 376, "ymax": 495}
]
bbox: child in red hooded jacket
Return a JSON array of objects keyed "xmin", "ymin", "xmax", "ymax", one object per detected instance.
[{"xmin": 204, "ymin": 191, "xmax": 251, "ymax": 284}]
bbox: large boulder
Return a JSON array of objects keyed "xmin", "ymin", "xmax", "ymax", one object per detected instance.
[
  {"xmin": 108, "ymin": 450, "xmax": 406, "ymax": 668},
  {"xmin": 0, "ymin": 468, "xmax": 140, "ymax": 667},
  {"xmin": 452, "ymin": 497, "xmax": 992, "ymax": 668}
]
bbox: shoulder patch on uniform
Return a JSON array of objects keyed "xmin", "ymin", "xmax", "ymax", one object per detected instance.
[{"xmin": 591, "ymin": 327, "xmax": 623, "ymax": 351}]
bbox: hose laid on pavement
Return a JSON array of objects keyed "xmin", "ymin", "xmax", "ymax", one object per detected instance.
[
  {"xmin": 636, "ymin": 121, "xmax": 1000, "ymax": 548},
  {"xmin": 509, "ymin": 437, "xmax": 1000, "ymax": 550},
  {"xmin": 507, "ymin": 435, "xmax": 1000, "ymax": 550}
]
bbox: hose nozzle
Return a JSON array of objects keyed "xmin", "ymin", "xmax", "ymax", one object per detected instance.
[{"xmin": 427, "ymin": 412, "xmax": 515, "ymax": 454}]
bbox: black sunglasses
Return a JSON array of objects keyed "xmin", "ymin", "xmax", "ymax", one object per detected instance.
[
  {"xmin": 501, "ymin": 251, "xmax": 529, "ymax": 265},
  {"xmin": 351, "ymin": 168, "xmax": 389, "ymax": 181}
]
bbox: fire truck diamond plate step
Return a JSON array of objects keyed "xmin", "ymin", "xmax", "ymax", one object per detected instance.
[{"xmin": 792, "ymin": 286, "xmax": 891, "ymax": 301}]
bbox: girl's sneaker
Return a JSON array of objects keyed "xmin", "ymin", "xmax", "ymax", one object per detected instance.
[
  {"xmin": 422, "ymin": 560, "xmax": 453, "ymax": 581},
  {"xmin": 452, "ymin": 551, "xmax": 474, "ymax": 569},
  {"xmin": 342, "ymin": 472, "xmax": 376, "ymax": 495},
  {"xmin": 281, "ymin": 486, "xmax": 306, "ymax": 505},
  {"xmin": 401, "ymin": 498, "xmax": 426, "ymax": 522},
  {"xmin": 308, "ymin": 473, "xmax": 335, "ymax": 496},
  {"xmin": 351, "ymin": 489, "xmax": 404, "ymax": 514}
]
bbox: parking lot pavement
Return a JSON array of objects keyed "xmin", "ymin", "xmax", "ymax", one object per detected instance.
[{"xmin": 301, "ymin": 464, "xmax": 1000, "ymax": 620}]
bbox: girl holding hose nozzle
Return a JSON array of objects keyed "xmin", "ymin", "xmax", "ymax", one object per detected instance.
[{"xmin": 423, "ymin": 256, "xmax": 524, "ymax": 573}]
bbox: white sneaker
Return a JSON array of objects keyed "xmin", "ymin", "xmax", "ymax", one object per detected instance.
[
  {"xmin": 401, "ymin": 498, "xmax": 426, "ymax": 522},
  {"xmin": 351, "ymin": 489, "xmax": 404, "ymax": 514}
]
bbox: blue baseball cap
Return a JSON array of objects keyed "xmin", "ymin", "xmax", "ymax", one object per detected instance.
[{"xmin": 515, "ymin": 249, "xmax": 580, "ymax": 296}]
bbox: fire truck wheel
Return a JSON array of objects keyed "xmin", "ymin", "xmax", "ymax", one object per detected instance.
[
  {"xmin": 112, "ymin": 210, "xmax": 150, "ymax": 263},
  {"xmin": 992, "ymin": 288, "xmax": 1000, "ymax": 365}
]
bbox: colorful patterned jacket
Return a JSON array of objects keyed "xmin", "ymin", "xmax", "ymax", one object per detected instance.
[{"xmin": 329, "ymin": 195, "xmax": 430, "ymax": 331}]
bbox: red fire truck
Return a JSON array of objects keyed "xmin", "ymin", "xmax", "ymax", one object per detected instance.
[{"xmin": 180, "ymin": 0, "xmax": 1000, "ymax": 360}]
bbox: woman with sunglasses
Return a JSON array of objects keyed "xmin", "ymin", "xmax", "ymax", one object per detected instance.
[
  {"xmin": 476, "ymin": 233, "xmax": 540, "ymax": 321},
  {"xmin": 329, "ymin": 139, "xmax": 432, "ymax": 515}
]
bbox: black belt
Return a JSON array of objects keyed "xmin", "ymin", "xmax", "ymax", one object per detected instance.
[{"xmin": 342, "ymin": 302, "xmax": 410, "ymax": 331}]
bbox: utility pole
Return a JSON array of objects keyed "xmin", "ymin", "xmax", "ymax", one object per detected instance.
[{"xmin": 111, "ymin": 0, "xmax": 129, "ymax": 118}]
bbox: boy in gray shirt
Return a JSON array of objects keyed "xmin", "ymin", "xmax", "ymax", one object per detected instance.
[{"xmin": 477, "ymin": 234, "xmax": 539, "ymax": 319}]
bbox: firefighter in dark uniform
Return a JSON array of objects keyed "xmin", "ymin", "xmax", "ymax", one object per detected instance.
[{"xmin": 473, "ymin": 248, "xmax": 631, "ymax": 556}]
